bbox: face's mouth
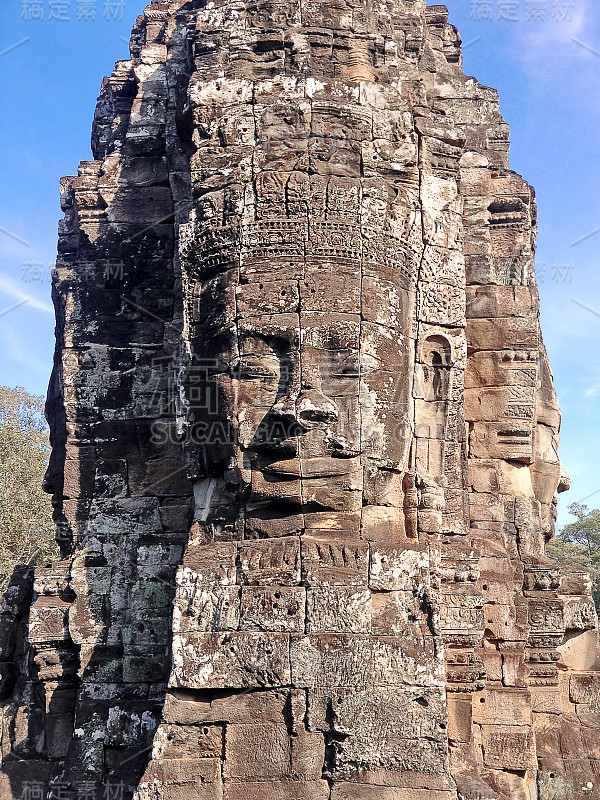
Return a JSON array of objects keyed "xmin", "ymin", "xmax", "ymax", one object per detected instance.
[
  {"xmin": 261, "ymin": 456, "xmax": 361, "ymax": 479},
  {"xmin": 245, "ymin": 421, "xmax": 361, "ymax": 469}
]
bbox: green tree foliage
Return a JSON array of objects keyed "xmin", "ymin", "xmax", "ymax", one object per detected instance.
[
  {"xmin": 0, "ymin": 386, "xmax": 58, "ymax": 588},
  {"xmin": 547, "ymin": 503, "xmax": 600, "ymax": 608}
]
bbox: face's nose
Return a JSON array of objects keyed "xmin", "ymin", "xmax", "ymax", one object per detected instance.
[
  {"xmin": 270, "ymin": 386, "xmax": 339, "ymax": 429},
  {"xmin": 296, "ymin": 388, "xmax": 339, "ymax": 427},
  {"xmin": 42, "ymin": 468, "xmax": 55, "ymax": 495},
  {"xmin": 558, "ymin": 466, "xmax": 571, "ymax": 494}
]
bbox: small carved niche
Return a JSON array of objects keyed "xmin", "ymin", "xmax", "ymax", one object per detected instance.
[{"xmin": 422, "ymin": 334, "xmax": 451, "ymax": 401}]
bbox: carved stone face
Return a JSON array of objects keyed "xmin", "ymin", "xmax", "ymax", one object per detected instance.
[{"xmin": 187, "ymin": 266, "xmax": 416, "ymax": 521}]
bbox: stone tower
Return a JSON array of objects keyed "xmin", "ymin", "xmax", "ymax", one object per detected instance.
[{"xmin": 1, "ymin": 1, "xmax": 599, "ymax": 798}]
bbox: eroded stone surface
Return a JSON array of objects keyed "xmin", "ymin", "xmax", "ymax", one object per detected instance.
[{"xmin": 0, "ymin": 1, "xmax": 598, "ymax": 799}]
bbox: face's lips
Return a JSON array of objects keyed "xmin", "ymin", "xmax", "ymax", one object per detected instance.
[
  {"xmin": 247, "ymin": 433, "xmax": 360, "ymax": 463},
  {"xmin": 262, "ymin": 456, "xmax": 361, "ymax": 478}
]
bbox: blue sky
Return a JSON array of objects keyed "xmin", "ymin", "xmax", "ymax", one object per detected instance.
[{"xmin": 0, "ymin": 0, "xmax": 598, "ymax": 528}]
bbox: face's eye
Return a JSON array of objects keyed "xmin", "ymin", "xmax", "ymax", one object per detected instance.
[
  {"xmin": 359, "ymin": 353, "xmax": 380, "ymax": 375},
  {"xmin": 327, "ymin": 350, "xmax": 361, "ymax": 379},
  {"xmin": 331, "ymin": 353, "xmax": 380, "ymax": 378},
  {"xmin": 233, "ymin": 356, "xmax": 279, "ymax": 381},
  {"xmin": 332, "ymin": 363, "xmax": 361, "ymax": 378}
]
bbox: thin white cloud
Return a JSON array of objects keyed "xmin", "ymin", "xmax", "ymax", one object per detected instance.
[
  {"xmin": 584, "ymin": 381, "xmax": 600, "ymax": 399},
  {"xmin": 0, "ymin": 272, "xmax": 53, "ymax": 314},
  {"xmin": 512, "ymin": 0, "xmax": 598, "ymax": 82},
  {"xmin": 517, "ymin": 0, "xmax": 585, "ymax": 48}
]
